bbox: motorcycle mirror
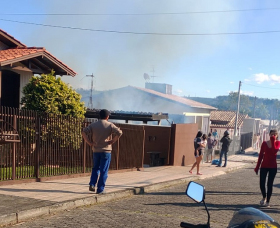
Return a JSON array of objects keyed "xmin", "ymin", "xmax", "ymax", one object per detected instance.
[{"xmin": 186, "ymin": 181, "xmax": 205, "ymax": 203}]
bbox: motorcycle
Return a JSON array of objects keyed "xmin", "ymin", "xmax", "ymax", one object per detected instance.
[{"xmin": 180, "ymin": 181, "xmax": 280, "ymax": 228}]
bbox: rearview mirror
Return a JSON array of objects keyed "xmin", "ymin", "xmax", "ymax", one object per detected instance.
[{"xmin": 186, "ymin": 181, "xmax": 205, "ymax": 203}]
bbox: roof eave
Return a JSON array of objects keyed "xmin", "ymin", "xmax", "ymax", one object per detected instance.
[
  {"xmin": 133, "ymin": 87, "xmax": 218, "ymax": 110},
  {"xmin": 0, "ymin": 30, "xmax": 26, "ymax": 48},
  {"xmin": 43, "ymin": 52, "xmax": 76, "ymax": 77},
  {"xmin": 191, "ymin": 105, "xmax": 217, "ymax": 110},
  {"xmin": 0, "ymin": 51, "xmax": 76, "ymax": 77}
]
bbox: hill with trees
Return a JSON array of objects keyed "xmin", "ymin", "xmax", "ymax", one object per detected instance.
[{"xmin": 187, "ymin": 92, "xmax": 280, "ymax": 120}]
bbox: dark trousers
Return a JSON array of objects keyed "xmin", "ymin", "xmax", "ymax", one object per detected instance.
[
  {"xmin": 259, "ymin": 168, "xmax": 277, "ymax": 202},
  {"xmin": 218, "ymin": 150, "xmax": 228, "ymax": 167}
]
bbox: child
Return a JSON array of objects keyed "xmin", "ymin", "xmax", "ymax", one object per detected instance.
[{"xmin": 196, "ymin": 134, "xmax": 207, "ymax": 162}]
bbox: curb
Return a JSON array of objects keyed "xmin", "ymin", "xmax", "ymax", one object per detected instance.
[{"xmin": 0, "ymin": 163, "xmax": 252, "ymax": 227}]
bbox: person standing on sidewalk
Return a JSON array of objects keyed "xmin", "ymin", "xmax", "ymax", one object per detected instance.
[
  {"xmin": 254, "ymin": 129, "xmax": 280, "ymax": 207},
  {"xmin": 189, "ymin": 131, "xmax": 205, "ymax": 175},
  {"xmin": 206, "ymin": 133, "xmax": 216, "ymax": 163},
  {"xmin": 217, "ymin": 131, "xmax": 232, "ymax": 167},
  {"xmin": 82, "ymin": 109, "xmax": 123, "ymax": 194}
]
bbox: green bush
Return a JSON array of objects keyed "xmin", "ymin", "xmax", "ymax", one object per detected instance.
[{"xmin": 21, "ymin": 70, "xmax": 86, "ymax": 118}]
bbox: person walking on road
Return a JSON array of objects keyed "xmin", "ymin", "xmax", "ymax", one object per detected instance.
[
  {"xmin": 189, "ymin": 131, "xmax": 205, "ymax": 175},
  {"xmin": 82, "ymin": 109, "xmax": 123, "ymax": 194},
  {"xmin": 254, "ymin": 129, "xmax": 280, "ymax": 207},
  {"xmin": 217, "ymin": 131, "xmax": 232, "ymax": 167}
]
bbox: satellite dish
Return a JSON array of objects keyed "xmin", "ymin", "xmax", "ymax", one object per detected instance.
[{"xmin": 143, "ymin": 73, "xmax": 150, "ymax": 81}]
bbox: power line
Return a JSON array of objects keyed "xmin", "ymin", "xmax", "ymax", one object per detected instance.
[
  {"xmin": 2, "ymin": 18, "xmax": 280, "ymax": 36},
  {"xmin": 1, "ymin": 7, "xmax": 280, "ymax": 16},
  {"xmin": 242, "ymin": 82, "xmax": 280, "ymax": 90}
]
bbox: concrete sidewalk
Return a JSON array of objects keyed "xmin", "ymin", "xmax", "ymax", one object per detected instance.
[{"xmin": 0, "ymin": 151, "xmax": 259, "ymax": 227}]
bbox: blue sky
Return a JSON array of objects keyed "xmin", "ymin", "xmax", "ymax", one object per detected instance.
[{"xmin": 2, "ymin": 0, "xmax": 280, "ymax": 99}]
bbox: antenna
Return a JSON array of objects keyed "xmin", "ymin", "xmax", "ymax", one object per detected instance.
[
  {"xmin": 151, "ymin": 66, "xmax": 159, "ymax": 82},
  {"xmin": 86, "ymin": 73, "xmax": 95, "ymax": 109}
]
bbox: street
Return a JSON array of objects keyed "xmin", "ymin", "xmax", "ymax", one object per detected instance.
[{"xmin": 12, "ymin": 164, "xmax": 280, "ymax": 228}]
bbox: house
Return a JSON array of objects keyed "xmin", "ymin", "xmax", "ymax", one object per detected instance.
[
  {"xmin": 0, "ymin": 29, "xmax": 76, "ymax": 108},
  {"xmin": 89, "ymin": 83, "xmax": 217, "ymax": 133},
  {"xmin": 210, "ymin": 110, "xmax": 248, "ymax": 138},
  {"xmin": 258, "ymin": 119, "xmax": 280, "ymax": 142}
]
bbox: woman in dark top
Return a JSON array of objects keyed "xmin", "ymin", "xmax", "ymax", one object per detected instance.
[
  {"xmin": 254, "ymin": 129, "xmax": 280, "ymax": 207},
  {"xmin": 189, "ymin": 131, "xmax": 205, "ymax": 175}
]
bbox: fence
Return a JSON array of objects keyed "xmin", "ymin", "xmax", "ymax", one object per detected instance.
[
  {"xmin": 240, "ymin": 132, "xmax": 253, "ymax": 151},
  {"xmin": 0, "ymin": 107, "xmax": 145, "ymax": 182}
]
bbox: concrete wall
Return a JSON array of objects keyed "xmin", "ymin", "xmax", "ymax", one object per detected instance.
[
  {"xmin": 145, "ymin": 82, "xmax": 172, "ymax": 94},
  {"xmin": 242, "ymin": 118, "xmax": 256, "ymax": 134},
  {"xmin": 170, "ymin": 123, "xmax": 198, "ymax": 166}
]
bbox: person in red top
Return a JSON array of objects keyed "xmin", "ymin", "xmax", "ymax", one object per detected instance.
[{"xmin": 254, "ymin": 129, "xmax": 280, "ymax": 207}]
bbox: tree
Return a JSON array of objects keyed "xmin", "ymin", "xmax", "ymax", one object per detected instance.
[
  {"xmin": 20, "ymin": 71, "xmax": 86, "ymax": 149},
  {"xmin": 21, "ymin": 70, "xmax": 85, "ymax": 118},
  {"xmin": 228, "ymin": 92, "xmax": 252, "ymax": 115}
]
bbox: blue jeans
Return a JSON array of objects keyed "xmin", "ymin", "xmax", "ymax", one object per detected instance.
[
  {"xmin": 218, "ymin": 150, "xmax": 228, "ymax": 167},
  {"xmin": 89, "ymin": 152, "xmax": 111, "ymax": 193}
]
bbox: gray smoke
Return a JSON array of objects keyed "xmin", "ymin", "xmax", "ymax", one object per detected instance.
[{"xmin": 20, "ymin": 0, "xmax": 240, "ymax": 93}]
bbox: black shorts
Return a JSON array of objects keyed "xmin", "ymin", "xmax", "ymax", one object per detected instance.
[{"xmin": 194, "ymin": 150, "xmax": 202, "ymax": 157}]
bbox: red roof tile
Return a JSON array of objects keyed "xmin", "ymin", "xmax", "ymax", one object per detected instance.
[
  {"xmin": 210, "ymin": 110, "xmax": 248, "ymax": 128},
  {"xmin": 0, "ymin": 47, "xmax": 76, "ymax": 76},
  {"xmin": 0, "ymin": 47, "xmax": 44, "ymax": 62},
  {"xmin": 0, "ymin": 29, "xmax": 76, "ymax": 76},
  {"xmin": 132, "ymin": 86, "xmax": 217, "ymax": 110}
]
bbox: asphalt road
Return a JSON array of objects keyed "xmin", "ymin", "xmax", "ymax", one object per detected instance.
[{"xmin": 11, "ymin": 164, "xmax": 280, "ymax": 228}]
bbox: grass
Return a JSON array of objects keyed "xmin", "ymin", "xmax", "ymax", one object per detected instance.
[{"xmin": 0, "ymin": 166, "xmax": 91, "ymax": 180}]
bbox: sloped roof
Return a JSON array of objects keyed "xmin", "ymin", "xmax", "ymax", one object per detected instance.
[
  {"xmin": 0, "ymin": 47, "xmax": 76, "ymax": 76},
  {"xmin": 0, "ymin": 47, "xmax": 44, "ymax": 62},
  {"xmin": 131, "ymin": 86, "xmax": 217, "ymax": 110},
  {"xmin": 0, "ymin": 29, "xmax": 26, "ymax": 48},
  {"xmin": 210, "ymin": 110, "xmax": 248, "ymax": 128},
  {"xmin": 0, "ymin": 29, "xmax": 76, "ymax": 76}
]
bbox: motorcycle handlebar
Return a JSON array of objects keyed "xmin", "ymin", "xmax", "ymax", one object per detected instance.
[{"xmin": 180, "ymin": 222, "xmax": 209, "ymax": 228}]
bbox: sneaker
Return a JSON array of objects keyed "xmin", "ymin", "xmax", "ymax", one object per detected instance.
[
  {"xmin": 97, "ymin": 190, "xmax": 106, "ymax": 194},
  {"xmin": 265, "ymin": 202, "xmax": 270, "ymax": 207},
  {"xmin": 260, "ymin": 198, "xmax": 266, "ymax": 206},
  {"xmin": 89, "ymin": 186, "xmax": 95, "ymax": 192}
]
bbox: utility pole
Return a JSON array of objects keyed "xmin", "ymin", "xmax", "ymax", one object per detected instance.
[
  {"xmin": 234, "ymin": 81, "xmax": 242, "ymax": 136},
  {"xmin": 269, "ymin": 105, "xmax": 272, "ymax": 132},
  {"xmin": 86, "ymin": 73, "xmax": 94, "ymax": 109}
]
